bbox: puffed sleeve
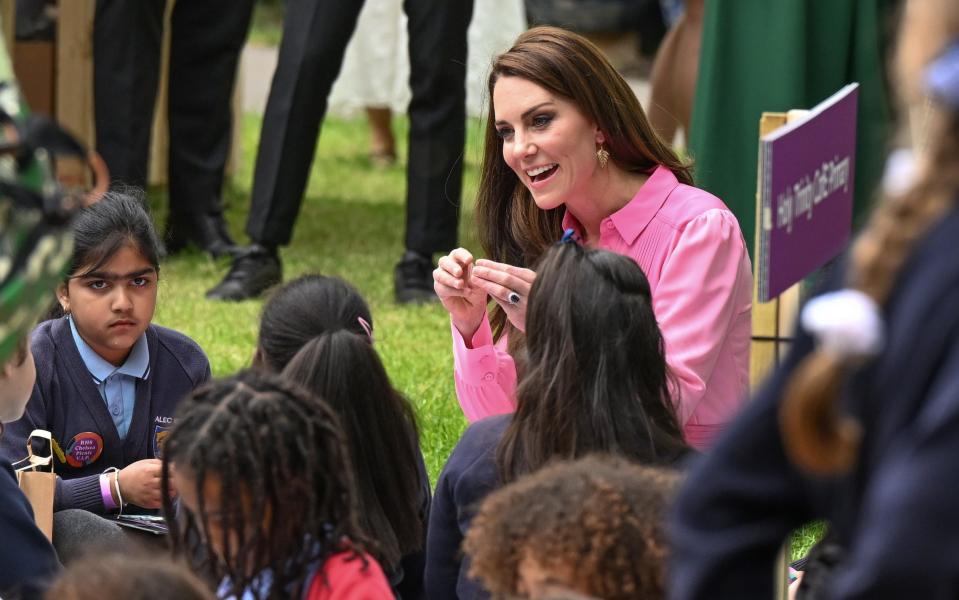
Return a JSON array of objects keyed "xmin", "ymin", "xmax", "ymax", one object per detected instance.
[
  {"xmin": 451, "ymin": 315, "xmax": 518, "ymax": 422},
  {"xmin": 654, "ymin": 209, "xmax": 752, "ymax": 426}
]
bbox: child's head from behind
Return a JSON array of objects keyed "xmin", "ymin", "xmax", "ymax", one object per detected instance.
[
  {"xmin": 500, "ymin": 242, "xmax": 686, "ymax": 481},
  {"xmin": 162, "ymin": 370, "xmax": 364, "ymax": 598},
  {"xmin": 56, "ymin": 190, "xmax": 161, "ymax": 366},
  {"xmin": 257, "ymin": 275, "xmax": 423, "ymax": 570},
  {"xmin": 464, "ymin": 454, "xmax": 680, "ymax": 600},
  {"xmin": 256, "ymin": 274, "xmax": 372, "ymax": 370},
  {"xmin": 0, "ymin": 337, "xmax": 36, "ymax": 423},
  {"xmin": 46, "ymin": 552, "xmax": 213, "ymax": 600}
]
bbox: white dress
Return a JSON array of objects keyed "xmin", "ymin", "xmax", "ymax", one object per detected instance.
[{"xmin": 328, "ymin": 0, "xmax": 527, "ymax": 118}]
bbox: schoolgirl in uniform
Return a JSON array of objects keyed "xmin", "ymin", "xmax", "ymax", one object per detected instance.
[
  {"xmin": 255, "ymin": 274, "xmax": 430, "ymax": 599},
  {"xmin": 162, "ymin": 370, "xmax": 393, "ymax": 600},
  {"xmin": 0, "ymin": 192, "xmax": 210, "ymax": 524},
  {"xmin": 426, "ymin": 242, "xmax": 690, "ymax": 599},
  {"xmin": 669, "ymin": 0, "xmax": 959, "ymax": 597},
  {"xmin": 0, "ymin": 337, "xmax": 60, "ymax": 597}
]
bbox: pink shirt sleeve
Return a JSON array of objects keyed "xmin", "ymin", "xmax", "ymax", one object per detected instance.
[
  {"xmin": 655, "ymin": 209, "xmax": 752, "ymax": 426},
  {"xmin": 451, "ymin": 314, "xmax": 518, "ymax": 422}
]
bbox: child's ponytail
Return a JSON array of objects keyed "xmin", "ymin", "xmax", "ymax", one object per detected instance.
[{"xmin": 780, "ymin": 102, "xmax": 959, "ymax": 474}]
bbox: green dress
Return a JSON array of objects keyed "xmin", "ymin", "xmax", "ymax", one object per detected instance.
[{"xmin": 689, "ymin": 0, "xmax": 898, "ymax": 253}]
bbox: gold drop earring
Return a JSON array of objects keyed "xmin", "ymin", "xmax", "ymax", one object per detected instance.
[{"xmin": 596, "ymin": 145, "xmax": 610, "ymax": 168}]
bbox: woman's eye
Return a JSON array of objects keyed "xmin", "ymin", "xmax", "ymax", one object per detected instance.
[
  {"xmin": 131, "ymin": 277, "xmax": 149, "ymax": 287},
  {"xmin": 532, "ymin": 114, "xmax": 552, "ymax": 128},
  {"xmin": 496, "ymin": 127, "xmax": 514, "ymax": 140},
  {"xmin": 88, "ymin": 280, "xmax": 108, "ymax": 290}
]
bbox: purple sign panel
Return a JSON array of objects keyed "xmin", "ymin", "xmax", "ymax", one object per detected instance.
[{"xmin": 757, "ymin": 84, "xmax": 858, "ymax": 302}]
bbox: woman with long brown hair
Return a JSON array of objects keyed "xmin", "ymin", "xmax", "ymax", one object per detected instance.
[
  {"xmin": 432, "ymin": 26, "xmax": 752, "ymax": 449},
  {"xmin": 670, "ymin": 0, "xmax": 959, "ymax": 597}
]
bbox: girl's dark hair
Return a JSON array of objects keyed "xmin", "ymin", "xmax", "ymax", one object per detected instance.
[
  {"xmin": 47, "ymin": 189, "xmax": 162, "ymax": 320},
  {"xmin": 464, "ymin": 455, "xmax": 680, "ymax": 600},
  {"xmin": 497, "ymin": 243, "xmax": 688, "ymax": 483},
  {"xmin": 161, "ymin": 370, "xmax": 368, "ymax": 600},
  {"xmin": 257, "ymin": 275, "xmax": 424, "ymax": 570},
  {"xmin": 67, "ymin": 188, "xmax": 161, "ymax": 279},
  {"xmin": 478, "ymin": 26, "xmax": 694, "ymax": 342},
  {"xmin": 46, "ymin": 553, "xmax": 214, "ymax": 600}
]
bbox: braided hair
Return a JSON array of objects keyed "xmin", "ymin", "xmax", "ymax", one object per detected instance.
[
  {"xmin": 780, "ymin": 0, "xmax": 959, "ymax": 474},
  {"xmin": 161, "ymin": 370, "xmax": 368, "ymax": 600}
]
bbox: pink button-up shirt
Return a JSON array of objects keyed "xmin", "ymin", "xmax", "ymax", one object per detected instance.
[{"xmin": 452, "ymin": 166, "xmax": 753, "ymax": 449}]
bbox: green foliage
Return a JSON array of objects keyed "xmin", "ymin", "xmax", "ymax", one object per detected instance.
[{"xmin": 149, "ymin": 112, "xmax": 487, "ymax": 482}]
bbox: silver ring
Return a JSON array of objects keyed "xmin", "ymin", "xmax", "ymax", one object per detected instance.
[{"xmin": 507, "ymin": 291, "xmax": 521, "ymax": 305}]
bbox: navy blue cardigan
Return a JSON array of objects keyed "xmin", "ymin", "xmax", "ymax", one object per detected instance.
[
  {"xmin": 0, "ymin": 459, "xmax": 59, "ymax": 598},
  {"xmin": 670, "ymin": 205, "xmax": 959, "ymax": 599},
  {"xmin": 427, "ymin": 414, "xmax": 689, "ymax": 599},
  {"xmin": 0, "ymin": 317, "xmax": 210, "ymax": 513}
]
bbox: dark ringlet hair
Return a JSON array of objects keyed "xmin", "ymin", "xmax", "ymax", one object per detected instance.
[
  {"xmin": 258, "ymin": 275, "xmax": 424, "ymax": 570},
  {"xmin": 465, "ymin": 455, "xmax": 680, "ymax": 600},
  {"xmin": 45, "ymin": 553, "xmax": 214, "ymax": 600},
  {"xmin": 497, "ymin": 243, "xmax": 688, "ymax": 483},
  {"xmin": 46, "ymin": 188, "xmax": 161, "ymax": 320},
  {"xmin": 161, "ymin": 370, "xmax": 368, "ymax": 600},
  {"xmin": 479, "ymin": 26, "xmax": 693, "ymax": 343}
]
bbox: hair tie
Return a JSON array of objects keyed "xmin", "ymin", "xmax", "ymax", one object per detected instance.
[
  {"xmin": 357, "ymin": 317, "xmax": 374, "ymax": 343},
  {"xmin": 800, "ymin": 289, "xmax": 884, "ymax": 358},
  {"xmin": 559, "ymin": 228, "xmax": 579, "ymax": 245},
  {"xmin": 925, "ymin": 39, "xmax": 959, "ymax": 110}
]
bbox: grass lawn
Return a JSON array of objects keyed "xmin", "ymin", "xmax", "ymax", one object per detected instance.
[
  {"xmin": 146, "ymin": 106, "xmax": 822, "ymax": 559},
  {"xmin": 148, "ymin": 112, "xmax": 485, "ymax": 483}
]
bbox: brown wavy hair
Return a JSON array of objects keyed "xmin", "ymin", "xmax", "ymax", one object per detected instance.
[
  {"xmin": 463, "ymin": 455, "xmax": 679, "ymax": 600},
  {"xmin": 780, "ymin": 0, "xmax": 959, "ymax": 474},
  {"xmin": 477, "ymin": 26, "xmax": 693, "ymax": 343}
]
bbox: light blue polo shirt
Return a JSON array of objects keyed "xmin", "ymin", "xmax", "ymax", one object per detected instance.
[{"xmin": 68, "ymin": 316, "xmax": 150, "ymax": 439}]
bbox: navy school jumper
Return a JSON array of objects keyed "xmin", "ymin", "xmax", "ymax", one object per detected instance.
[
  {"xmin": 0, "ymin": 459, "xmax": 60, "ymax": 599},
  {"xmin": 0, "ymin": 317, "xmax": 210, "ymax": 513},
  {"xmin": 669, "ymin": 204, "xmax": 959, "ymax": 599},
  {"xmin": 427, "ymin": 414, "xmax": 690, "ymax": 599}
]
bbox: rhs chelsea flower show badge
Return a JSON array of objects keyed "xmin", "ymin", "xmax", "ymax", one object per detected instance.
[{"xmin": 64, "ymin": 432, "xmax": 104, "ymax": 467}]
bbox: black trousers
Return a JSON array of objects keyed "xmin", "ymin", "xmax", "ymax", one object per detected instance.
[
  {"xmin": 93, "ymin": 0, "xmax": 254, "ymax": 215},
  {"xmin": 246, "ymin": 0, "xmax": 474, "ymax": 256}
]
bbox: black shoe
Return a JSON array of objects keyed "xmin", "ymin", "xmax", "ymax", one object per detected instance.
[
  {"xmin": 164, "ymin": 212, "xmax": 236, "ymax": 258},
  {"xmin": 205, "ymin": 244, "xmax": 282, "ymax": 301},
  {"xmin": 394, "ymin": 250, "xmax": 438, "ymax": 304}
]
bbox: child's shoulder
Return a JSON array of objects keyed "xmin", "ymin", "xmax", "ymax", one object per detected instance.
[
  {"xmin": 29, "ymin": 317, "xmax": 67, "ymax": 365},
  {"xmin": 148, "ymin": 324, "xmax": 211, "ymax": 384},
  {"xmin": 305, "ymin": 551, "xmax": 392, "ymax": 600}
]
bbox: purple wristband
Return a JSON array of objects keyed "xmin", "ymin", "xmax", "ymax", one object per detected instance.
[{"xmin": 99, "ymin": 473, "xmax": 118, "ymax": 511}]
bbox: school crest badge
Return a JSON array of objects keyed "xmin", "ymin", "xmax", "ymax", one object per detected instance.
[{"xmin": 153, "ymin": 425, "xmax": 171, "ymax": 459}]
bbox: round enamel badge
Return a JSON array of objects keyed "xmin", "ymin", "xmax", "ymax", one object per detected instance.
[{"xmin": 65, "ymin": 432, "xmax": 104, "ymax": 467}]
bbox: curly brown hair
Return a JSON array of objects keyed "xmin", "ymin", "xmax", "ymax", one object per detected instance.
[{"xmin": 463, "ymin": 454, "xmax": 679, "ymax": 600}]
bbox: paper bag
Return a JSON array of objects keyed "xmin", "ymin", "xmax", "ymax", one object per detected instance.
[{"xmin": 14, "ymin": 430, "xmax": 56, "ymax": 541}]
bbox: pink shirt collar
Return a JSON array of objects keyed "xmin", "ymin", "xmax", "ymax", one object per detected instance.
[{"xmin": 561, "ymin": 165, "xmax": 679, "ymax": 245}]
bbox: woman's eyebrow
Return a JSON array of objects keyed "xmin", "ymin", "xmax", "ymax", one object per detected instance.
[
  {"xmin": 76, "ymin": 267, "xmax": 157, "ymax": 281},
  {"xmin": 494, "ymin": 101, "xmax": 555, "ymax": 127}
]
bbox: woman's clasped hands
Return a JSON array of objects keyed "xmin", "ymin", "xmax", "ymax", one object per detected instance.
[{"xmin": 434, "ymin": 248, "xmax": 536, "ymax": 338}]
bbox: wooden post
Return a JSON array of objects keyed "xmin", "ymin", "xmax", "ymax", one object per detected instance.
[{"xmin": 752, "ymin": 110, "xmax": 811, "ymax": 600}]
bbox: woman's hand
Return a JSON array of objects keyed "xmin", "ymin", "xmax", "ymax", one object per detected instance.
[
  {"xmin": 434, "ymin": 248, "xmax": 489, "ymax": 340},
  {"xmin": 116, "ymin": 458, "xmax": 169, "ymax": 509},
  {"xmin": 471, "ymin": 259, "xmax": 536, "ymax": 333}
]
